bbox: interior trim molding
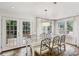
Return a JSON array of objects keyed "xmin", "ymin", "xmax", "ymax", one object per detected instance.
[{"xmin": 0, "ymin": 46, "xmax": 26, "ymax": 54}]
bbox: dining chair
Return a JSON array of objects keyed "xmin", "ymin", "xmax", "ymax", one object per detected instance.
[
  {"xmin": 59, "ymin": 35, "xmax": 66, "ymax": 52},
  {"xmin": 26, "ymin": 45, "xmax": 32, "ymax": 56},
  {"xmin": 50, "ymin": 36, "xmax": 60, "ymax": 55},
  {"xmin": 34, "ymin": 38, "xmax": 51, "ymax": 56}
]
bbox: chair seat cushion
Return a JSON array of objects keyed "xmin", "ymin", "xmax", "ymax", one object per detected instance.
[
  {"xmin": 50, "ymin": 43, "xmax": 59, "ymax": 48},
  {"xmin": 34, "ymin": 46, "xmax": 49, "ymax": 55}
]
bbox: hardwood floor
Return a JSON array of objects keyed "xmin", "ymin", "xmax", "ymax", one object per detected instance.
[
  {"xmin": 60, "ymin": 44, "xmax": 79, "ymax": 56},
  {"xmin": 0, "ymin": 44, "xmax": 79, "ymax": 56}
]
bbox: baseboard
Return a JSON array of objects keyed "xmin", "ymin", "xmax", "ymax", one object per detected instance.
[
  {"xmin": 0, "ymin": 46, "xmax": 26, "ymax": 54},
  {"xmin": 66, "ymin": 43, "xmax": 77, "ymax": 47}
]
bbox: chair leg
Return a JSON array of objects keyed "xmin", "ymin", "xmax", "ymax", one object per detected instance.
[
  {"xmin": 64, "ymin": 44, "xmax": 66, "ymax": 51},
  {"xmin": 52, "ymin": 49, "xmax": 56, "ymax": 56},
  {"xmin": 48, "ymin": 49, "xmax": 50, "ymax": 56},
  {"xmin": 58, "ymin": 47, "xmax": 60, "ymax": 55},
  {"xmin": 60, "ymin": 45, "xmax": 61, "ymax": 53},
  {"xmin": 40, "ymin": 51, "xmax": 41, "ymax": 56},
  {"xmin": 55, "ymin": 47, "xmax": 60, "ymax": 55}
]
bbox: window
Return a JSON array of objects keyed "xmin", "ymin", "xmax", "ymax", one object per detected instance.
[
  {"xmin": 6, "ymin": 20, "xmax": 17, "ymax": 39},
  {"xmin": 58, "ymin": 21, "xmax": 65, "ymax": 34},
  {"xmin": 42, "ymin": 22, "xmax": 51, "ymax": 34},
  {"xmin": 23, "ymin": 22, "xmax": 30, "ymax": 37},
  {"xmin": 57, "ymin": 19, "xmax": 74, "ymax": 34},
  {"xmin": 67, "ymin": 20, "xmax": 73, "ymax": 34},
  {"xmin": 47, "ymin": 26, "xmax": 52, "ymax": 33}
]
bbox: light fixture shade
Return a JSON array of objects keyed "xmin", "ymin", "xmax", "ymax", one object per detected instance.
[{"xmin": 42, "ymin": 22, "xmax": 50, "ymax": 26}]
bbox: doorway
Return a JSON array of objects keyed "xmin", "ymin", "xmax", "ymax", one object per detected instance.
[{"xmin": 1, "ymin": 17, "xmax": 20, "ymax": 51}]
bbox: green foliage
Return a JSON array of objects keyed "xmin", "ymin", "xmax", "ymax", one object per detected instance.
[
  {"xmin": 6, "ymin": 20, "xmax": 16, "ymax": 26},
  {"xmin": 67, "ymin": 20, "xmax": 73, "ymax": 32}
]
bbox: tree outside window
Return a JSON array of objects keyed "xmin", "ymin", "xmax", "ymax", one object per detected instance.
[
  {"xmin": 58, "ymin": 21, "xmax": 65, "ymax": 34},
  {"xmin": 67, "ymin": 20, "xmax": 73, "ymax": 34}
]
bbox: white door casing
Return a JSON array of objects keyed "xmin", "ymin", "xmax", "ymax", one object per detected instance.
[{"xmin": 1, "ymin": 16, "xmax": 20, "ymax": 51}]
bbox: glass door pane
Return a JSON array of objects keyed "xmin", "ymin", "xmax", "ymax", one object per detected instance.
[
  {"xmin": 6, "ymin": 20, "xmax": 17, "ymax": 48},
  {"xmin": 57, "ymin": 21, "xmax": 65, "ymax": 34},
  {"xmin": 66, "ymin": 19, "xmax": 74, "ymax": 44},
  {"xmin": 22, "ymin": 21, "xmax": 31, "ymax": 45}
]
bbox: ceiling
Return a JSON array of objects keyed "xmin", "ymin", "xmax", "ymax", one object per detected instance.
[{"xmin": 0, "ymin": 2, "xmax": 79, "ymax": 19}]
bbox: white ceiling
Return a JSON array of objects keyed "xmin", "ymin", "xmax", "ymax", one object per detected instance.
[{"xmin": 0, "ymin": 2, "xmax": 79, "ymax": 19}]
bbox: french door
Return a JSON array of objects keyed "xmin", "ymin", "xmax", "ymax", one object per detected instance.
[
  {"xmin": 19, "ymin": 19, "xmax": 31, "ymax": 45},
  {"xmin": 1, "ymin": 17, "xmax": 20, "ymax": 51}
]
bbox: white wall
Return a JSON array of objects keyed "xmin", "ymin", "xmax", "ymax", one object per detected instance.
[
  {"xmin": 0, "ymin": 16, "xmax": 1, "ymax": 52},
  {"xmin": 51, "ymin": 21, "xmax": 54, "ymax": 35},
  {"xmin": 36, "ymin": 18, "xmax": 43, "ymax": 40}
]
